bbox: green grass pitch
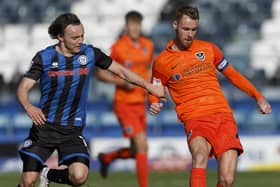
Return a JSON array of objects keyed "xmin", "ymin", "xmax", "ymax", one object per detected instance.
[{"xmin": 1, "ymin": 170, "xmax": 279, "ymax": 186}]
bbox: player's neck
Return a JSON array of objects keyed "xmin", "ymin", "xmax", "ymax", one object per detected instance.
[
  {"xmin": 130, "ymin": 37, "xmax": 140, "ymax": 47},
  {"xmin": 56, "ymin": 44, "xmax": 74, "ymax": 57},
  {"xmin": 172, "ymin": 39, "xmax": 191, "ymax": 51}
]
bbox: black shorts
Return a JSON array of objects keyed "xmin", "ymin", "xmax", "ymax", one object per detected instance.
[{"xmin": 18, "ymin": 123, "xmax": 90, "ymax": 172}]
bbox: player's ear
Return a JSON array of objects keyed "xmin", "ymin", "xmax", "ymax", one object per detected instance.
[
  {"xmin": 172, "ymin": 20, "xmax": 178, "ymax": 30},
  {"xmin": 57, "ymin": 34, "xmax": 64, "ymax": 42}
]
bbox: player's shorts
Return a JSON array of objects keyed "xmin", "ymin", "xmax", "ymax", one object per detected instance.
[
  {"xmin": 114, "ymin": 103, "xmax": 146, "ymax": 138},
  {"xmin": 18, "ymin": 123, "xmax": 90, "ymax": 172},
  {"xmin": 183, "ymin": 112, "xmax": 243, "ymax": 158}
]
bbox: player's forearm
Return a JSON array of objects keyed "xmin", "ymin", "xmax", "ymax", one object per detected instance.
[
  {"xmin": 223, "ymin": 65, "xmax": 263, "ymax": 99},
  {"xmin": 109, "ymin": 62, "xmax": 149, "ymax": 89},
  {"xmin": 96, "ymin": 69, "xmax": 126, "ymax": 87}
]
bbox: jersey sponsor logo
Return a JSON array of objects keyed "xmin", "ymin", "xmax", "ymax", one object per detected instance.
[
  {"xmin": 195, "ymin": 52, "xmax": 205, "ymax": 61},
  {"xmin": 48, "ymin": 67, "xmax": 89, "ymax": 77},
  {"xmin": 182, "ymin": 63, "xmax": 212, "ymax": 77},
  {"xmin": 51, "ymin": 61, "xmax": 59, "ymax": 69},
  {"xmin": 23, "ymin": 139, "xmax": 33, "ymax": 148},
  {"xmin": 217, "ymin": 58, "xmax": 228, "ymax": 71},
  {"xmin": 172, "ymin": 73, "xmax": 182, "ymax": 81},
  {"xmin": 78, "ymin": 55, "xmax": 88, "ymax": 65}
]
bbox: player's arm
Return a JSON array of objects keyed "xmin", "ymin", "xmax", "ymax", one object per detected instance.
[
  {"xmin": 222, "ymin": 65, "xmax": 271, "ymax": 114},
  {"xmin": 17, "ymin": 78, "xmax": 46, "ymax": 125},
  {"xmin": 107, "ymin": 61, "xmax": 164, "ymax": 98},
  {"xmin": 149, "ymin": 62, "xmax": 168, "ymax": 115},
  {"xmin": 212, "ymin": 44, "xmax": 271, "ymax": 114},
  {"xmin": 96, "ymin": 68, "xmax": 134, "ymax": 90}
]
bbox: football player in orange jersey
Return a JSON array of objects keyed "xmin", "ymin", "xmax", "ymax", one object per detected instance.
[
  {"xmin": 149, "ymin": 5, "xmax": 271, "ymax": 187},
  {"xmin": 96, "ymin": 11, "xmax": 154, "ymax": 187}
]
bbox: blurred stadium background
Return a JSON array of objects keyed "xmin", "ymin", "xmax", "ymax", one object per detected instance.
[{"xmin": 0, "ymin": 0, "xmax": 279, "ymax": 186}]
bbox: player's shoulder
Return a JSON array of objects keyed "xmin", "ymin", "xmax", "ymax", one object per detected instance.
[
  {"xmin": 153, "ymin": 49, "xmax": 171, "ymax": 68},
  {"xmin": 36, "ymin": 45, "xmax": 56, "ymax": 58}
]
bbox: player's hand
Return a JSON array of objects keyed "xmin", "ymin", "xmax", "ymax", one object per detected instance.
[
  {"xmin": 25, "ymin": 105, "xmax": 46, "ymax": 125},
  {"xmin": 257, "ymin": 98, "xmax": 272, "ymax": 114},
  {"xmin": 150, "ymin": 102, "xmax": 164, "ymax": 115},
  {"xmin": 147, "ymin": 78, "xmax": 165, "ymax": 98}
]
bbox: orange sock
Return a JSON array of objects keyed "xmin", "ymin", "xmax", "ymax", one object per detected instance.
[
  {"xmin": 136, "ymin": 153, "xmax": 148, "ymax": 187},
  {"xmin": 103, "ymin": 147, "xmax": 133, "ymax": 163},
  {"xmin": 190, "ymin": 168, "xmax": 206, "ymax": 187}
]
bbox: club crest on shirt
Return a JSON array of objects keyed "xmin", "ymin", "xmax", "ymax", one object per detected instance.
[
  {"xmin": 172, "ymin": 73, "xmax": 182, "ymax": 81},
  {"xmin": 78, "ymin": 55, "xmax": 88, "ymax": 65},
  {"xmin": 195, "ymin": 52, "xmax": 205, "ymax": 61},
  {"xmin": 51, "ymin": 61, "xmax": 59, "ymax": 69}
]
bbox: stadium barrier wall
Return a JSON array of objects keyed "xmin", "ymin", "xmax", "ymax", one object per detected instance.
[{"xmin": 0, "ymin": 136, "xmax": 280, "ymax": 172}]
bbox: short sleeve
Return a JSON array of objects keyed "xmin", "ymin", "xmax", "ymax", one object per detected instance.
[
  {"xmin": 212, "ymin": 44, "xmax": 229, "ymax": 72},
  {"xmin": 152, "ymin": 59, "xmax": 169, "ymax": 86},
  {"xmin": 24, "ymin": 53, "xmax": 43, "ymax": 81},
  {"xmin": 93, "ymin": 47, "xmax": 113, "ymax": 69}
]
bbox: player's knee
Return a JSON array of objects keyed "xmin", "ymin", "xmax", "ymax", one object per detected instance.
[
  {"xmin": 21, "ymin": 177, "xmax": 37, "ymax": 187},
  {"xmin": 219, "ymin": 175, "xmax": 235, "ymax": 187},
  {"xmin": 70, "ymin": 170, "xmax": 88, "ymax": 186},
  {"xmin": 192, "ymin": 152, "xmax": 208, "ymax": 167},
  {"xmin": 134, "ymin": 140, "xmax": 148, "ymax": 153}
]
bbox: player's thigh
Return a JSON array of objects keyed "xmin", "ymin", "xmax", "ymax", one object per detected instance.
[
  {"xmin": 57, "ymin": 135, "xmax": 90, "ymax": 167},
  {"xmin": 19, "ymin": 141, "xmax": 54, "ymax": 172},
  {"xmin": 189, "ymin": 136, "xmax": 212, "ymax": 156},
  {"xmin": 114, "ymin": 103, "xmax": 146, "ymax": 137},
  {"xmin": 217, "ymin": 149, "xmax": 238, "ymax": 178}
]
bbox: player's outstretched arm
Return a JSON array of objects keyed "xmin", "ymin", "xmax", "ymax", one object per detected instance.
[
  {"xmin": 222, "ymin": 65, "xmax": 272, "ymax": 114},
  {"xmin": 107, "ymin": 61, "xmax": 164, "ymax": 98},
  {"xmin": 96, "ymin": 69, "xmax": 134, "ymax": 90},
  {"xmin": 17, "ymin": 77, "xmax": 46, "ymax": 125}
]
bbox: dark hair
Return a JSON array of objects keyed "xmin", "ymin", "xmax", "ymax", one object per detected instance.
[
  {"xmin": 125, "ymin": 10, "xmax": 143, "ymax": 23},
  {"xmin": 48, "ymin": 13, "xmax": 81, "ymax": 39},
  {"xmin": 175, "ymin": 5, "xmax": 199, "ymax": 22}
]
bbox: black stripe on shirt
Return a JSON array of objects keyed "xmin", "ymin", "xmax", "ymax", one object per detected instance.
[
  {"xmin": 54, "ymin": 57, "xmax": 74, "ymax": 123},
  {"xmin": 68, "ymin": 57, "xmax": 87, "ymax": 124},
  {"xmin": 42, "ymin": 54, "xmax": 59, "ymax": 117}
]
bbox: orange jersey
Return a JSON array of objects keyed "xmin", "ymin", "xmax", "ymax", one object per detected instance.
[
  {"xmin": 111, "ymin": 35, "xmax": 154, "ymax": 104},
  {"xmin": 152, "ymin": 39, "xmax": 234, "ymax": 120}
]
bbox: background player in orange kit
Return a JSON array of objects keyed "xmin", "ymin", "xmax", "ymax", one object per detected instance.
[
  {"xmin": 96, "ymin": 10, "xmax": 154, "ymax": 187},
  {"xmin": 149, "ymin": 5, "xmax": 272, "ymax": 187}
]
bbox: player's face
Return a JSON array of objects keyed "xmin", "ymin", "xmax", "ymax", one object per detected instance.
[
  {"xmin": 173, "ymin": 15, "xmax": 198, "ymax": 49},
  {"xmin": 126, "ymin": 20, "xmax": 142, "ymax": 41},
  {"xmin": 59, "ymin": 24, "xmax": 84, "ymax": 55}
]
